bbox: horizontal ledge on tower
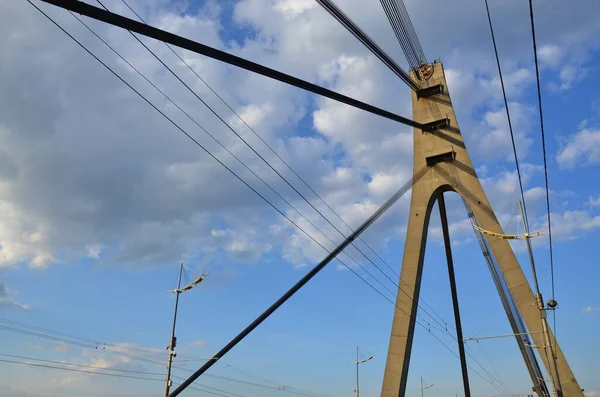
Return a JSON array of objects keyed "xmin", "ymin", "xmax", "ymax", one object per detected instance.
[
  {"xmin": 425, "ymin": 145, "xmax": 456, "ymax": 166},
  {"xmin": 421, "ymin": 117, "xmax": 450, "ymax": 132},
  {"xmin": 417, "ymin": 84, "xmax": 444, "ymax": 99}
]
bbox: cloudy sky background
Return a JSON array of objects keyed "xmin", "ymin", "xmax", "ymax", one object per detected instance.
[{"xmin": 1, "ymin": 0, "xmax": 600, "ymax": 396}]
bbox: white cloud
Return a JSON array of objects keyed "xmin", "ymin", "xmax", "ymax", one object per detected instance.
[
  {"xmin": 86, "ymin": 245, "xmax": 102, "ymax": 259},
  {"xmin": 189, "ymin": 340, "xmax": 206, "ymax": 348},
  {"xmin": 588, "ymin": 196, "xmax": 600, "ymax": 207},
  {"xmin": 210, "ymin": 228, "xmax": 272, "ymax": 262},
  {"xmin": 0, "ymin": 0, "xmax": 599, "ymax": 277},
  {"xmin": 0, "ymin": 283, "xmax": 29, "ymax": 310},
  {"xmin": 293, "ymin": 263, "xmax": 308, "ymax": 269},
  {"xmin": 549, "ymin": 210, "xmax": 600, "ymax": 240},
  {"xmin": 538, "ymin": 44, "xmax": 564, "ymax": 68},
  {"xmin": 557, "ymin": 127, "xmax": 600, "ymax": 168},
  {"xmin": 274, "ymin": 0, "xmax": 315, "ymax": 17},
  {"xmin": 584, "ymin": 390, "xmax": 600, "ymax": 397},
  {"xmin": 548, "ymin": 65, "xmax": 589, "ymax": 92},
  {"xmin": 477, "ymin": 102, "xmax": 534, "ymax": 161},
  {"xmin": 583, "ymin": 306, "xmax": 600, "ymax": 313},
  {"xmin": 54, "ymin": 342, "xmax": 71, "ymax": 353}
]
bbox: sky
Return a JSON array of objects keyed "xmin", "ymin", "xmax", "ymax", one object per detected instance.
[{"xmin": 0, "ymin": 0, "xmax": 600, "ymax": 396}]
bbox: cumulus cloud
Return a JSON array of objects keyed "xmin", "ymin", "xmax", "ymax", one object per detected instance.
[
  {"xmin": 0, "ymin": 283, "xmax": 29, "ymax": 310},
  {"xmin": 548, "ymin": 65, "xmax": 589, "ymax": 92},
  {"xmin": 538, "ymin": 44, "xmax": 564, "ymax": 68},
  {"xmin": 557, "ymin": 126, "xmax": 600, "ymax": 168},
  {"xmin": 588, "ymin": 196, "xmax": 600, "ymax": 207},
  {"xmin": 476, "ymin": 102, "xmax": 534, "ymax": 161},
  {"xmin": 189, "ymin": 340, "xmax": 206, "ymax": 348},
  {"xmin": 0, "ymin": 0, "xmax": 599, "ymax": 276},
  {"xmin": 583, "ymin": 306, "xmax": 600, "ymax": 314},
  {"xmin": 548, "ymin": 210, "xmax": 600, "ymax": 240}
]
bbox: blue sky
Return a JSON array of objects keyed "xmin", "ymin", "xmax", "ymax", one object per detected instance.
[{"xmin": 1, "ymin": 0, "xmax": 600, "ymax": 396}]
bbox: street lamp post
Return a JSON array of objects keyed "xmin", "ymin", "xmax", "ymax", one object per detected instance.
[
  {"xmin": 164, "ymin": 263, "xmax": 208, "ymax": 397},
  {"xmin": 352, "ymin": 347, "xmax": 374, "ymax": 397},
  {"xmin": 420, "ymin": 377, "xmax": 434, "ymax": 397}
]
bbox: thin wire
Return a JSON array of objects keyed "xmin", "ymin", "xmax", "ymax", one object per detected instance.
[
  {"xmin": 425, "ymin": 329, "xmax": 510, "ymax": 397},
  {"xmin": 30, "ymin": 0, "xmax": 367, "ymax": 285},
  {"xmin": 68, "ymin": 5, "xmax": 400, "ymax": 304},
  {"xmin": 39, "ymin": 4, "xmax": 429, "ymax": 351},
  {"xmin": 527, "ymin": 0, "xmax": 556, "ymax": 333},
  {"xmin": 0, "ymin": 317, "xmax": 165, "ymax": 357},
  {"xmin": 0, "ymin": 325, "xmax": 280, "ymax": 397},
  {"xmin": 82, "ymin": 0, "xmax": 454, "ymax": 343},
  {"xmin": 0, "ymin": 324, "xmax": 164, "ymax": 366},
  {"xmin": 0, "ymin": 358, "xmax": 163, "ymax": 381},
  {"xmin": 119, "ymin": 0, "xmax": 455, "ymax": 335},
  {"xmin": 33, "ymin": 0, "xmax": 441, "ymax": 342},
  {"xmin": 483, "ymin": 0, "xmax": 530, "ymax": 229},
  {"xmin": 29, "ymin": 5, "xmax": 504, "ymax": 390},
  {"xmin": 171, "ymin": 376, "xmax": 247, "ymax": 397},
  {"xmin": 0, "ymin": 353, "xmax": 164, "ymax": 376},
  {"xmin": 476, "ymin": 342, "xmax": 511, "ymax": 393},
  {"xmin": 121, "ymin": 0, "xmax": 399, "ymax": 278},
  {"xmin": 218, "ymin": 361, "xmax": 322, "ymax": 397},
  {"xmin": 0, "ymin": 317, "xmax": 99, "ymax": 345},
  {"xmin": 105, "ymin": 0, "xmax": 416, "ymax": 310}
]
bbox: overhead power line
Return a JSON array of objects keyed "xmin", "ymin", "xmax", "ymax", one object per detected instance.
[
  {"xmin": 0, "ymin": 321, "xmax": 303, "ymax": 397},
  {"xmin": 0, "ymin": 356, "xmax": 242, "ymax": 397},
  {"xmin": 0, "ymin": 357, "xmax": 163, "ymax": 382},
  {"xmin": 0, "ymin": 353, "xmax": 164, "ymax": 376}
]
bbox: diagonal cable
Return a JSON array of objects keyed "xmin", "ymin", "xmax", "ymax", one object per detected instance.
[
  {"xmin": 315, "ymin": 0, "xmax": 419, "ymax": 91},
  {"xmin": 527, "ymin": 0, "xmax": 557, "ymax": 333},
  {"xmin": 119, "ymin": 0, "xmax": 455, "ymax": 334}
]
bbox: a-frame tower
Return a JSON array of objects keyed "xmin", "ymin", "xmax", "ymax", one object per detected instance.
[{"xmin": 380, "ymin": 61, "xmax": 583, "ymax": 397}]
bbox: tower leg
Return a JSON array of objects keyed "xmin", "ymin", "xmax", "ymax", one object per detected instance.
[
  {"xmin": 381, "ymin": 60, "xmax": 582, "ymax": 397},
  {"xmin": 439, "ymin": 194, "xmax": 471, "ymax": 397}
]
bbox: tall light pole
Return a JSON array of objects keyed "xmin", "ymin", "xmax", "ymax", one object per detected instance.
[
  {"xmin": 164, "ymin": 263, "xmax": 208, "ymax": 397},
  {"xmin": 420, "ymin": 377, "xmax": 434, "ymax": 397},
  {"xmin": 353, "ymin": 347, "xmax": 374, "ymax": 397}
]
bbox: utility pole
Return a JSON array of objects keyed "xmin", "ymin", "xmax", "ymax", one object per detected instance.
[
  {"xmin": 518, "ymin": 201, "xmax": 562, "ymax": 397},
  {"xmin": 420, "ymin": 377, "xmax": 434, "ymax": 397},
  {"xmin": 356, "ymin": 346, "xmax": 359, "ymax": 397},
  {"xmin": 352, "ymin": 347, "xmax": 374, "ymax": 397},
  {"xmin": 164, "ymin": 264, "xmax": 208, "ymax": 397},
  {"xmin": 165, "ymin": 263, "xmax": 183, "ymax": 397}
]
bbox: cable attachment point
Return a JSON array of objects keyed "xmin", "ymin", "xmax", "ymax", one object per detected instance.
[
  {"xmin": 421, "ymin": 117, "xmax": 450, "ymax": 132},
  {"xmin": 417, "ymin": 84, "xmax": 444, "ymax": 99}
]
